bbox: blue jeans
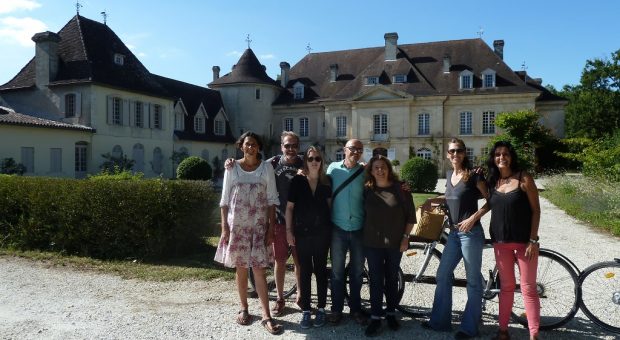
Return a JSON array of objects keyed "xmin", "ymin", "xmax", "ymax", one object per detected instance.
[
  {"xmin": 330, "ymin": 226, "xmax": 364, "ymax": 314},
  {"xmin": 429, "ymin": 225, "xmax": 484, "ymax": 336},
  {"xmin": 364, "ymin": 246, "xmax": 402, "ymax": 317}
]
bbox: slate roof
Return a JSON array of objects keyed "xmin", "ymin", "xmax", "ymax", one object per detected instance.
[
  {"xmin": 274, "ymin": 38, "xmax": 563, "ymax": 105},
  {"xmin": 0, "ymin": 106, "xmax": 94, "ymax": 132},
  {"xmin": 152, "ymin": 75, "xmax": 235, "ymax": 143},
  {"xmin": 0, "ymin": 15, "xmax": 170, "ymax": 98},
  {"xmin": 208, "ymin": 49, "xmax": 278, "ymax": 87}
]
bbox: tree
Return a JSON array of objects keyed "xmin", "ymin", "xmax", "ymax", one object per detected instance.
[
  {"xmin": 561, "ymin": 49, "xmax": 620, "ymax": 139},
  {"xmin": 1, "ymin": 158, "xmax": 26, "ymax": 175},
  {"xmin": 100, "ymin": 152, "xmax": 134, "ymax": 172},
  {"xmin": 176, "ymin": 156, "xmax": 212, "ymax": 180},
  {"xmin": 400, "ymin": 157, "xmax": 438, "ymax": 192}
]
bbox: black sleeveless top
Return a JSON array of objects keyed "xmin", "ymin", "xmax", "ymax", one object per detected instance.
[
  {"xmin": 488, "ymin": 172, "xmax": 532, "ymax": 243},
  {"xmin": 445, "ymin": 170, "xmax": 483, "ymax": 228}
]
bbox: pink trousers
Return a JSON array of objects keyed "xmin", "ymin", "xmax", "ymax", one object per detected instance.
[{"xmin": 493, "ymin": 242, "xmax": 540, "ymax": 336}]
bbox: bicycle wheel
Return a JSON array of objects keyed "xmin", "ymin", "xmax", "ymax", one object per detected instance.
[
  {"xmin": 397, "ymin": 243, "xmax": 442, "ymax": 316},
  {"xmin": 579, "ymin": 259, "xmax": 620, "ymax": 333},
  {"xmin": 510, "ymin": 249, "xmax": 580, "ymax": 330},
  {"xmin": 345, "ymin": 262, "xmax": 405, "ymax": 311},
  {"xmin": 250, "ymin": 249, "xmax": 297, "ymax": 301}
]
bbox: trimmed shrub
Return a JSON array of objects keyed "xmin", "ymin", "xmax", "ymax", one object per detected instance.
[
  {"xmin": 0, "ymin": 176, "xmax": 217, "ymax": 259},
  {"xmin": 177, "ymin": 156, "xmax": 212, "ymax": 181},
  {"xmin": 401, "ymin": 157, "xmax": 438, "ymax": 192},
  {"xmin": 1, "ymin": 158, "xmax": 26, "ymax": 175}
]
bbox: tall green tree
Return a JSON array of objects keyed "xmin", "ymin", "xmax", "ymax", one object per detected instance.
[{"xmin": 562, "ymin": 49, "xmax": 620, "ymax": 139}]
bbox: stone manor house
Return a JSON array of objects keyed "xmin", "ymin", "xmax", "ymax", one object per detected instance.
[{"xmin": 0, "ymin": 14, "xmax": 566, "ymax": 178}]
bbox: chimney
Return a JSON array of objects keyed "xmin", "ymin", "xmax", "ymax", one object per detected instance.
[
  {"xmin": 329, "ymin": 64, "xmax": 339, "ymax": 82},
  {"xmin": 32, "ymin": 31, "xmax": 61, "ymax": 87},
  {"xmin": 493, "ymin": 40, "xmax": 505, "ymax": 60},
  {"xmin": 443, "ymin": 55, "xmax": 451, "ymax": 73},
  {"xmin": 212, "ymin": 66, "xmax": 220, "ymax": 81},
  {"xmin": 279, "ymin": 62, "xmax": 290, "ymax": 87},
  {"xmin": 384, "ymin": 32, "xmax": 398, "ymax": 61}
]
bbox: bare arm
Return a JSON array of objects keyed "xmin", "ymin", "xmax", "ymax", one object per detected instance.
[
  {"xmin": 285, "ymin": 201, "xmax": 295, "ymax": 246},
  {"xmin": 522, "ymin": 172, "xmax": 541, "ymax": 259},
  {"xmin": 458, "ymin": 180, "xmax": 490, "ymax": 232},
  {"xmin": 220, "ymin": 206, "xmax": 229, "ymax": 243},
  {"xmin": 266, "ymin": 205, "xmax": 276, "ymax": 246}
]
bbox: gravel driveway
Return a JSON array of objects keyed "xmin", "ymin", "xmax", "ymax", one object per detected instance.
[{"xmin": 1, "ymin": 178, "xmax": 618, "ymax": 339}]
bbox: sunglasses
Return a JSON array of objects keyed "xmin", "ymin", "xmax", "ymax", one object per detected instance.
[
  {"xmin": 307, "ymin": 156, "xmax": 322, "ymax": 163},
  {"xmin": 447, "ymin": 148, "xmax": 465, "ymax": 155},
  {"xmin": 346, "ymin": 146, "xmax": 363, "ymax": 154},
  {"xmin": 282, "ymin": 143, "xmax": 299, "ymax": 149}
]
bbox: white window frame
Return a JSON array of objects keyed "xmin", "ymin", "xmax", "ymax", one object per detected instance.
[
  {"xmin": 194, "ymin": 114, "xmax": 205, "ymax": 133},
  {"xmin": 482, "ymin": 68, "xmax": 496, "ymax": 88},
  {"xmin": 174, "ymin": 112, "xmax": 184, "ymax": 131},
  {"xmin": 284, "ymin": 117, "xmax": 293, "ymax": 132},
  {"xmin": 418, "ymin": 113, "xmax": 430, "ymax": 135},
  {"xmin": 112, "ymin": 97, "xmax": 122, "ymax": 125},
  {"xmin": 65, "ymin": 94, "xmax": 76, "ymax": 118},
  {"xmin": 299, "ymin": 117, "xmax": 309, "ymax": 137},
  {"xmin": 336, "ymin": 116, "xmax": 347, "ymax": 137},
  {"xmin": 293, "ymin": 83, "xmax": 304, "ymax": 99},
  {"xmin": 153, "ymin": 104, "xmax": 162, "ymax": 129},
  {"xmin": 135, "ymin": 101, "xmax": 144, "ymax": 128},
  {"xmin": 460, "ymin": 111, "xmax": 473, "ymax": 135},
  {"xmin": 416, "ymin": 148, "xmax": 432, "ymax": 160},
  {"xmin": 335, "ymin": 148, "xmax": 345, "ymax": 161},
  {"xmin": 466, "ymin": 147, "xmax": 474, "ymax": 161},
  {"xmin": 482, "ymin": 111, "xmax": 496, "ymax": 134},
  {"xmin": 214, "ymin": 118, "xmax": 225, "ymax": 136},
  {"xmin": 459, "ymin": 70, "xmax": 474, "ymax": 90},
  {"xmin": 366, "ymin": 76, "xmax": 379, "ymax": 85},
  {"xmin": 114, "ymin": 53, "xmax": 125, "ymax": 66},
  {"xmin": 394, "ymin": 74, "xmax": 407, "ymax": 83},
  {"xmin": 75, "ymin": 143, "xmax": 87, "ymax": 176},
  {"xmin": 373, "ymin": 113, "xmax": 388, "ymax": 135}
]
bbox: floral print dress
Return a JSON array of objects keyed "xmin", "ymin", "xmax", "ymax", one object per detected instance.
[{"xmin": 214, "ymin": 160, "xmax": 278, "ymax": 268}]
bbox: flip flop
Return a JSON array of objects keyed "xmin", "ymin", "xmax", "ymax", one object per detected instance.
[
  {"xmin": 271, "ymin": 298, "xmax": 285, "ymax": 317},
  {"xmin": 236, "ymin": 310, "xmax": 251, "ymax": 326},
  {"xmin": 261, "ymin": 318, "xmax": 283, "ymax": 335}
]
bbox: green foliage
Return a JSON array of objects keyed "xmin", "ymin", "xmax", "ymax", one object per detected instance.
[
  {"xmin": 1, "ymin": 158, "xmax": 26, "ymax": 175},
  {"xmin": 0, "ymin": 176, "xmax": 217, "ymax": 260},
  {"xmin": 88, "ymin": 166, "xmax": 144, "ymax": 181},
  {"xmin": 391, "ymin": 159, "xmax": 400, "ymax": 166},
  {"xmin": 558, "ymin": 131, "xmax": 620, "ymax": 182},
  {"xmin": 400, "ymin": 157, "xmax": 438, "ymax": 192},
  {"xmin": 176, "ymin": 156, "xmax": 212, "ymax": 180},
  {"xmin": 100, "ymin": 152, "xmax": 135, "ymax": 172},
  {"xmin": 170, "ymin": 150, "xmax": 189, "ymax": 165},
  {"xmin": 559, "ymin": 49, "xmax": 620, "ymax": 139}
]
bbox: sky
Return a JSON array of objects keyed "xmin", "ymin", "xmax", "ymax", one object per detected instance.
[{"xmin": 1, "ymin": 0, "xmax": 619, "ymax": 90}]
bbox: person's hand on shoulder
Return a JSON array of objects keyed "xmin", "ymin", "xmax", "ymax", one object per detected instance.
[{"xmin": 224, "ymin": 158, "xmax": 235, "ymax": 170}]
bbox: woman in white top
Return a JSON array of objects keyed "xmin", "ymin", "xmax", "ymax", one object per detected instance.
[{"xmin": 215, "ymin": 131, "xmax": 282, "ymax": 335}]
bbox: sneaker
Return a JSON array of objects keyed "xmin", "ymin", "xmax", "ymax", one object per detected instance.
[
  {"xmin": 328, "ymin": 312, "xmax": 343, "ymax": 325},
  {"xmin": 300, "ymin": 311, "xmax": 313, "ymax": 329},
  {"xmin": 314, "ymin": 310, "xmax": 326, "ymax": 328},
  {"xmin": 365, "ymin": 319, "xmax": 381, "ymax": 337},
  {"xmin": 386, "ymin": 315, "xmax": 400, "ymax": 331},
  {"xmin": 352, "ymin": 310, "xmax": 369, "ymax": 325}
]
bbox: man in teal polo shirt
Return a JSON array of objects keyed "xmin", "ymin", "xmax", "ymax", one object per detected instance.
[{"xmin": 327, "ymin": 138, "xmax": 368, "ymax": 325}]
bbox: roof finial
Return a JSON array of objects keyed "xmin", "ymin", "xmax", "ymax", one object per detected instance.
[
  {"xmin": 521, "ymin": 61, "xmax": 528, "ymax": 83},
  {"xmin": 477, "ymin": 26, "xmax": 484, "ymax": 38},
  {"xmin": 306, "ymin": 43, "xmax": 312, "ymax": 54},
  {"xmin": 101, "ymin": 11, "xmax": 107, "ymax": 25},
  {"xmin": 245, "ymin": 34, "xmax": 252, "ymax": 49},
  {"xmin": 76, "ymin": 0, "xmax": 82, "ymax": 14}
]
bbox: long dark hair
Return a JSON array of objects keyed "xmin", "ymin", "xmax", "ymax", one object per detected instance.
[
  {"xmin": 448, "ymin": 138, "xmax": 472, "ymax": 182},
  {"xmin": 302, "ymin": 146, "xmax": 329, "ymax": 185},
  {"xmin": 235, "ymin": 131, "xmax": 263, "ymax": 151},
  {"xmin": 364, "ymin": 155, "xmax": 398, "ymax": 189},
  {"xmin": 486, "ymin": 140, "xmax": 521, "ymax": 188}
]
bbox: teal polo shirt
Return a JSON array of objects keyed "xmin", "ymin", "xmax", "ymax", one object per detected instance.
[{"xmin": 327, "ymin": 161, "xmax": 365, "ymax": 231}]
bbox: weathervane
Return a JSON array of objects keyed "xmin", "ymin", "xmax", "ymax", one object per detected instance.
[
  {"xmin": 245, "ymin": 34, "xmax": 252, "ymax": 49},
  {"xmin": 101, "ymin": 11, "xmax": 107, "ymax": 25},
  {"xmin": 477, "ymin": 26, "xmax": 484, "ymax": 38},
  {"xmin": 76, "ymin": 0, "xmax": 82, "ymax": 14},
  {"xmin": 306, "ymin": 43, "xmax": 312, "ymax": 54}
]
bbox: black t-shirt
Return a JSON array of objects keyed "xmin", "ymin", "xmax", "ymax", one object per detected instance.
[
  {"xmin": 489, "ymin": 179, "xmax": 532, "ymax": 243},
  {"xmin": 445, "ymin": 170, "xmax": 484, "ymax": 227},
  {"xmin": 287, "ymin": 175, "xmax": 332, "ymax": 237},
  {"xmin": 269, "ymin": 155, "xmax": 303, "ymax": 224}
]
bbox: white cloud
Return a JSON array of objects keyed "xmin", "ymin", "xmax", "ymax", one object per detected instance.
[
  {"xmin": 226, "ymin": 50, "xmax": 242, "ymax": 57},
  {"xmin": 137, "ymin": 52, "xmax": 146, "ymax": 57},
  {"xmin": 0, "ymin": 0, "xmax": 41, "ymax": 14},
  {"xmin": 259, "ymin": 54, "xmax": 274, "ymax": 60},
  {"xmin": 0, "ymin": 16, "xmax": 47, "ymax": 47}
]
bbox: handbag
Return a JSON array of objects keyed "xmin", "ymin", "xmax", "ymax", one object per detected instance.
[{"xmin": 411, "ymin": 205, "xmax": 446, "ymax": 241}]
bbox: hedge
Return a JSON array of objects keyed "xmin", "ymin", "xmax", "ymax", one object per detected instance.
[
  {"xmin": 400, "ymin": 157, "xmax": 439, "ymax": 192},
  {"xmin": 0, "ymin": 175, "xmax": 217, "ymax": 259}
]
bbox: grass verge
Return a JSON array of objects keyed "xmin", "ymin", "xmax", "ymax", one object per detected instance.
[{"xmin": 540, "ymin": 174, "xmax": 620, "ymax": 236}]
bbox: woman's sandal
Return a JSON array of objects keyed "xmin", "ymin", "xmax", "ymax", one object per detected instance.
[
  {"xmin": 492, "ymin": 329, "xmax": 510, "ymax": 340},
  {"xmin": 261, "ymin": 318, "xmax": 283, "ymax": 335},
  {"xmin": 271, "ymin": 298, "xmax": 285, "ymax": 317},
  {"xmin": 236, "ymin": 310, "xmax": 251, "ymax": 326}
]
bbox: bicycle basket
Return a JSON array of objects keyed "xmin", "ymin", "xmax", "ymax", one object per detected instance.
[{"xmin": 412, "ymin": 206, "xmax": 445, "ymax": 241}]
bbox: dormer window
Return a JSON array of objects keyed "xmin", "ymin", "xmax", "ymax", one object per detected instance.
[
  {"xmin": 194, "ymin": 114, "xmax": 205, "ymax": 133},
  {"xmin": 293, "ymin": 82, "xmax": 304, "ymax": 99},
  {"xmin": 366, "ymin": 76, "xmax": 379, "ymax": 86},
  {"xmin": 459, "ymin": 70, "xmax": 474, "ymax": 90},
  {"xmin": 114, "ymin": 53, "xmax": 125, "ymax": 66},
  {"xmin": 482, "ymin": 68, "xmax": 496, "ymax": 88},
  {"xmin": 393, "ymin": 74, "xmax": 407, "ymax": 83}
]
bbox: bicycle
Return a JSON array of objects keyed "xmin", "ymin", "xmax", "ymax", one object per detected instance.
[
  {"xmin": 397, "ymin": 202, "xmax": 581, "ymax": 331},
  {"xmin": 578, "ymin": 258, "xmax": 620, "ymax": 333}
]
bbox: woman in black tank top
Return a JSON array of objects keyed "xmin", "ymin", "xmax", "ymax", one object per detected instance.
[
  {"xmin": 423, "ymin": 138, "xmax": 490, "ymax": 338},
  {"xmin": 486, "ymin": 141, "xmax": 541, "ymax": 340}
]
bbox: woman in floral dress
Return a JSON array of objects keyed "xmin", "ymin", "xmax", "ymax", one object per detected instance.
[{"xmin": 215, "ymin": 131, "xmax": 283, "ymax": 335}]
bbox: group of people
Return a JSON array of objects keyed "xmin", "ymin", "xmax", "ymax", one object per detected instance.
[{"xmin": 214, "ymin": 131, "xmax": 541, "ymax": 340}]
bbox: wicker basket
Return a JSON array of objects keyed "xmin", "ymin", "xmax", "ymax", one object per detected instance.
[{"xmin": 412, "ymin": 207, "xmax": 446, "ymax": 241}]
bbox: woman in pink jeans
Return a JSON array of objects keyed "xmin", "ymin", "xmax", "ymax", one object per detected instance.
[{"xmin": 486, "ymin": 141, "xmax": 541, "ymax": 340}]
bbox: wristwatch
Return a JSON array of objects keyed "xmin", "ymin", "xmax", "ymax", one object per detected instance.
[
  {"xmin": 402, "ymin": 234, "xmax": 410, "ymax": 239},
  {"xmin": 529, "ymin": 236, "xmax": 539, "ymax": 244}
]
